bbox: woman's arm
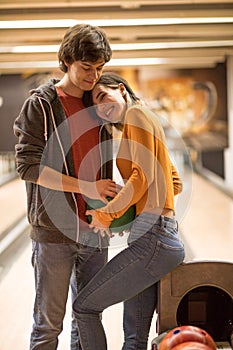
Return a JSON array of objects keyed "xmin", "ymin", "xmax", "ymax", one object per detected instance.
[
  {"xmin": 171, "ymin": 163, "xmax": 183, "ymax": 195},
  {"xmin": 90, "ymin": 108, "xmax": 155, "ymax": 227}
]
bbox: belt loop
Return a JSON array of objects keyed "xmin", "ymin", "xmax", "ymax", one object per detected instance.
[{"xmin": 160, "ymin": 215, "xmax": 164, "ymax": 227}]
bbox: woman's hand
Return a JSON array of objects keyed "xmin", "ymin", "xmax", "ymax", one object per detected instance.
[{"xmin": 86, "ymin": 209, "xmax": 113, "ymax": 238}]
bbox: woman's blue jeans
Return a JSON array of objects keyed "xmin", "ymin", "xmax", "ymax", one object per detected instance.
[
  {"xmin": 30, "ymin": 236, "xmax": 108, "ymax": 350},
  {"xmin": 73, "ymin": 212, "xmax": 185, "ymax": 350}
]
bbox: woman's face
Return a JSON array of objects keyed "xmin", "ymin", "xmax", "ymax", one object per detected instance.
[{"xmin": 92, "ymin": 83, "xmax": 127, "ymax": 123}]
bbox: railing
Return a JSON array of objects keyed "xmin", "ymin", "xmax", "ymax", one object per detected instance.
[
  {"xmin": 0, "ymin": 152, "xmax": 28, "ymax": 254},
  {"xmin": 0, "ymin": 151, "xmax": 17, "ymax": 186}
]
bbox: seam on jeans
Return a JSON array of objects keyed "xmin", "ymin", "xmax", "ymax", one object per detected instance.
[
  {"xmin": 144, "ymin": 241, "xmax": 160, "ymax": 273},
  {"xmin": 98, "ymin": 233, "xmax": 102, "ymax": 252},
  {"xmin": 135, "ymin": 293, "xmax": 143, "ymax": 346},
  {"xmin": 33, "ymin": 242, "xmax": 42, "ymax": 326}
]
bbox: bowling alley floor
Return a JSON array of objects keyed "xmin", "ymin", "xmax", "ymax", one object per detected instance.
[{"xmin": 0, "ymin": 172, "xmax": 232, "ymax": 350}]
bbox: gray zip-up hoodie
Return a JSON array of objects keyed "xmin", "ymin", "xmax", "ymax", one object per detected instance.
[{"xmin": 14, "ymin": 78, "xmax": 112, "ymax": 244}]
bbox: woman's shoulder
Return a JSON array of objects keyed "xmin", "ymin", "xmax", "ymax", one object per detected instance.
[
  {"xmin": 125, "ymin": 104, "xmax": 157, "ymax": 128},
  {"xmin": 126, "ymin": 104, "xmax": 149, "ymax": 123},
  {"xmin": 125, "ymin": 104, "xmax": 165, "ymax": 137}
]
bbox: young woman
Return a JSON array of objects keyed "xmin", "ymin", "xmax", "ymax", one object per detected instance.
[{"xmin": 73, "ymin": 73, "xmax": 185, "ymax": 350}]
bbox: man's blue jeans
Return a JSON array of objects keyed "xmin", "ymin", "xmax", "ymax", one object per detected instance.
[
  {"xmin": 73, "ymin": 212, "xmax": 185, "ymax": 350},
  {"xmin": 30, "ymin": 236, "xmax": 108, "ymax": 350},
  {"xmin": 122, "ymin": 282, "xmax": 158, "ymax": 350}
]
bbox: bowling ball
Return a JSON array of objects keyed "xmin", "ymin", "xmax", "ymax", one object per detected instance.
[
  {"xmin": 86, "ymin": 197, "xmax": 135, "ymax": 233},
  {"xmin": 159, "ymin": 326, "xmax": 216, "ymax": 350},
  {"xmin": 172, "ymin": 342, "xmax": 214, "ymax": 350}
]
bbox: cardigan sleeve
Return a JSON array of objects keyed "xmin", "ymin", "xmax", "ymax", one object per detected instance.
[{"xmin": 171, "ymin": 163, "xmax": 183, "ymax": 195}]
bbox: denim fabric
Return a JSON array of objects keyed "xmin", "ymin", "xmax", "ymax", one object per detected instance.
[
  {"xmin": 73, "ymin": 212, "xmax": 185, "ymax": 350},
  {"xmin": 122, "ymin": 283, "xmax": 158, "ymax": 350},
  {"xmin": 30, "ymin": 237, "xmax": 108, "ymax": 350}
]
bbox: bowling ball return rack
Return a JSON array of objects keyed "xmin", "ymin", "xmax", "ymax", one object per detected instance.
[{"xmin": 151, "ymin": 261, "xmax": 233, "ymax": 349}]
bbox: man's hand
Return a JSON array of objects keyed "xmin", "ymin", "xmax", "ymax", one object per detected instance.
[
  {"xmin": 96, "ymin": 179, "xmax": 119, "ymax": 203},
  {"xmin": 80, "ymin": 179, "xmax": 120, "ymax": 203},
  {"xmin": 86, "ymin": 209, "xmax": 113, "ymax": 238}
]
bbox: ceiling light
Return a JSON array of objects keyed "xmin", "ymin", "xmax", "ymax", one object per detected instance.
[
  {"xmin": 1, "ymin": 39, "xmax": 232, "ymax": 54},
  {"xmin": 0, "ymin": 56, "xmax": 223, "ymax": 70},
  {"xmin": 114, "ymin": 41, "xmax": 233, "ymax": 50},
  {"xmin": 1, "ymin": 17, "xmax": 233, "ymax": 29}
]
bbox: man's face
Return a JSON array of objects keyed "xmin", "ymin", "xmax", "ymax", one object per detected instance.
[{"xmin": 66, "ymin": 59, "xmax": 106, "ymax": 93}]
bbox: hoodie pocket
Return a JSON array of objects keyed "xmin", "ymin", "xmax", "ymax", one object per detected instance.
[{"xmin": 28, "ymin": 184, "xmax": 76, "ymax": 232}]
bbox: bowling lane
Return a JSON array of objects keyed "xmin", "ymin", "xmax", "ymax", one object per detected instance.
[{"xmin": 0, "ymin": 172, "xmax": 232, "ymax": 349}]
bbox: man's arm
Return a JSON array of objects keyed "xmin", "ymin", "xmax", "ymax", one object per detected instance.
[{"xmin": 37, "ymin": 166, "xmax": 117, "ymax": 202}]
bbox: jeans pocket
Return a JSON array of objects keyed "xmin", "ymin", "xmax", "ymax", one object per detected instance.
[{"xmin": 145, "ymin": 240, "xmax": 185, "ymax": 279}]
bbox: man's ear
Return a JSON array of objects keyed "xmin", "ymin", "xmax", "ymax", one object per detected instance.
[{"xmin": 64, "ymin": 60, "xmax": 70, "ymax": 69}]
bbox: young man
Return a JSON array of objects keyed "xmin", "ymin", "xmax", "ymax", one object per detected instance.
[{"xmin": 14, "ymin": 24, "xmax": 116, "ymax": 349}]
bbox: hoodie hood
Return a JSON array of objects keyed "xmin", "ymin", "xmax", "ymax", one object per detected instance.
[{"xmin": 30, "ymin": 78, "xmax": 60, "ymax": 101}]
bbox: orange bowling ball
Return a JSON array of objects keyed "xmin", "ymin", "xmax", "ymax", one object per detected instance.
[
  {"xmin": 159, "ymin": 326, "xmax": 216, "ymax": 350},
  {"xmin": 172, "ymin": 341, "xmax": 214, "ymax": 350}
]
